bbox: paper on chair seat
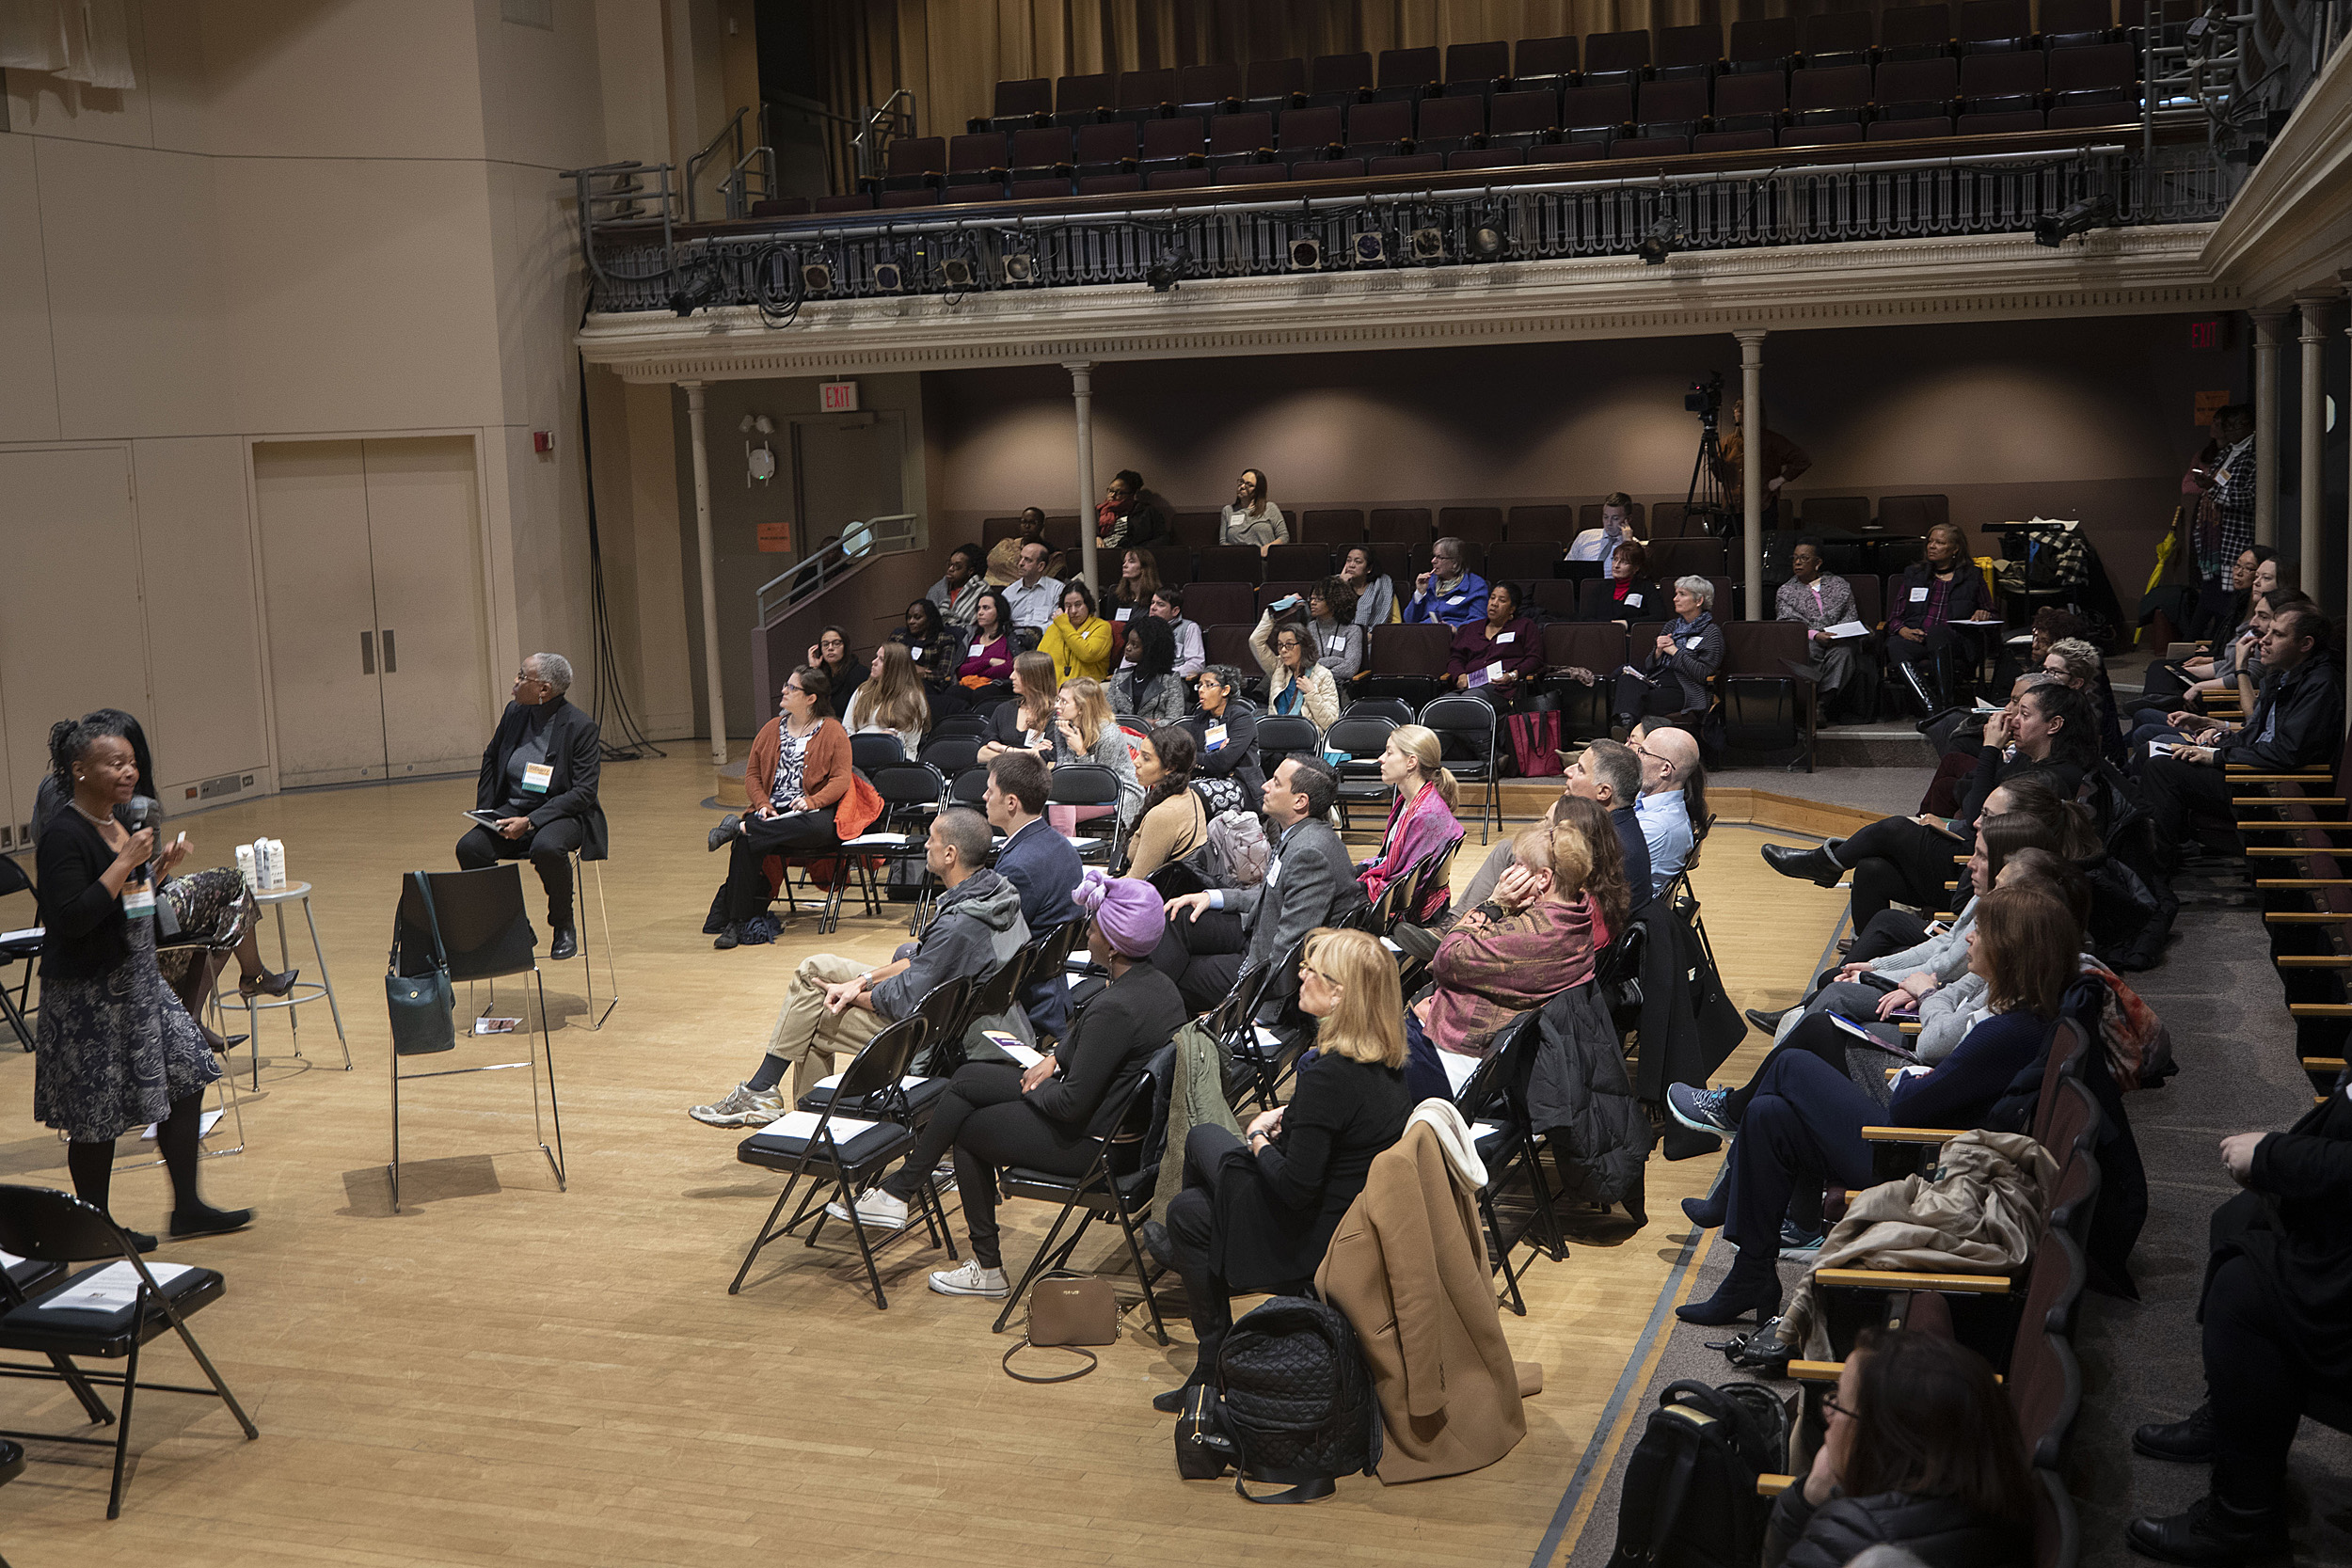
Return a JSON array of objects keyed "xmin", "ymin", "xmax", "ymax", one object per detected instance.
[
  {"xmin": 42, "ymin": 1260, "xmax": 198, "ymax": 1312},
  {"xmin": 811, "ymin": 1073, "xmax": 928, "ymax": 1092},
  {"xmin": 1, "ymin": 1249, "xmax": 23, "ymax": 1271},
  {"xmin": 756, "ymin": 1110, "xmax": 881, "ymax": 1143}
]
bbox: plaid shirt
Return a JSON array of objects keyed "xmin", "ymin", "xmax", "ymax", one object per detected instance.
[{"xmin": 2212, "ymin": 435, "xmax": 2257, "ymax": 569}]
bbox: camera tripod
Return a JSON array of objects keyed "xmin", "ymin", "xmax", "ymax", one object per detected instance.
[{"xmin": 1685, "ymin": 413, "xmax": 1733, "ymax": 540}]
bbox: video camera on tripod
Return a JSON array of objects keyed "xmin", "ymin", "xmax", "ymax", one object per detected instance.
[
  {"xmin": 1683, "ymin": 372, "xmax": 1732, "ymax": 537},
  {"xmin": 1685, "ymin": 371, "xmax": 1724, "ymax": 429}
]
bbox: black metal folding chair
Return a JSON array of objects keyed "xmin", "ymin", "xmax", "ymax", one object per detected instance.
[
  {"xmin": 1047, "ymin": 762, "xmax": 1125, "ymax": 868},
  {"xmin": 0, "ymin": 857, "xmax": 40, "ymax": 1053},
  {"xmin": 0, "ymin": 1185, "xmax": 258, "ymax": 1518},
  {"xmin": 1453, "ymin": 1011, "xmax": 1558, "ymax": 1316},
  {"xmin": 797, "ymin": 976, "xmax": 972, "ymax": 1131},
  {"xmin": 839, "ymin": 762, "xmax": 947, "ymax": 932}
]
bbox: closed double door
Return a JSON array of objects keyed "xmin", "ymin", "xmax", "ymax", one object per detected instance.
[{"xmin": 254, "ymin": 438, "xmax": 491, "ymax": 787}]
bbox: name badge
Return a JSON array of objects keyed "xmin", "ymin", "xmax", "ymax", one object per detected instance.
[
  {"xmin": 123, "ymin": 881, "xmax": 155, "ymax": 919},
  {"xmin": 1626, "ymin": 593, "xmax": 1644, "ymax": 609},
  {"xmin": 1327, "ymin": 636, "xmax": 1345, "ymax": 655},
  {"xmin": 1264, "ymin": 855, "xmax": 1282, "ymax": 886},
  {"xmin": 1204, "ymin": 723, "xmax": 1227, "ymax": 752},
  {"xmin": 1115, "ymin": 608, "xmax": 1132, "ymax": 622},
  {"xmin": 1686, "ymin": 638, "xmax": 1704, "ymax": 652},
  {"xmin": 913, "ymin": 645, "xmax": 927, "ymax": 660},
  {"xmin": 522, "ymin": 762, "xmax": 553, "ymax": 794},
  {"xmin": 1445, "ymin": 595, "xmax": 1465, "ymax": 607},
  {"xmin": 1910, "ymin": 587, "xmax": 1930, "ymax": 603},
  {"xmin": 1495, "ymin": 630, "xmax": 1516, "ymax": 645}
]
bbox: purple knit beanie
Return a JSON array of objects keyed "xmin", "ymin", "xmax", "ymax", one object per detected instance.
[{"xmin": 1072, "ymin": 867, "xmax": 1166, "ymax": 958}]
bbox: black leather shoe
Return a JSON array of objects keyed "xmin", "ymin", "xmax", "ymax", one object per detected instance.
[
  {"xmin": 1138, "ymin": 1220, "xmax": 1177, "ymax": 1275},
  {"xmin": 1681, "ymin": 1194, "xmax": 1726, "ymax": 1230},
  {"xmin": 1152, "ymin": 1384, "xmax": 1193, "ymax": 1415},
  {"xmin": 1676, "ymin": 1260, "xmax": 1783, "ymax": 1326},
  {"xmin": 1617, "ymin": 1166, "xmax": 1647, "ymax": 1227},
  {"xmin": 122, "ymin": 1228, "xmax": 158, "ymax": 1254},
  {"xmin": 713, "ymin": 923, "xmax": 741, "ymax": 951},
  {"xmin": 707, "ymin": 814, "xmax": 740, "ymax": 853},
  {"xmin": 1761, "ymin": 843, "xmax": 1844, "ymax": 887},
  {"xmin": 169, "ymin": 1204, "xmax": 254, "ymax": 1240},
  {"xmin": 2124, "ymin": 1496, "xmax": 2290, "ymax": 1564},
  {"xmin": 2134, "ymin": 1404, "xmax": 2217, "ymax": 1464},
  {"xmin": 1745, "ymin": 1006, "xmax": 1789, "ymax": 1034},
  {"xmin": 548, "ymin": 926, "xmax": 578, "ymax": 961}
]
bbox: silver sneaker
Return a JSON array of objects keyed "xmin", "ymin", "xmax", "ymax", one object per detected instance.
[
  {"xmin": 823, "ymin": 1189, "xmax": 910, "ymax": 1230},
  {"xmin": 689, "ymin": 1083, "xmax": 785, "ymax": 1128},
  {"xmin": 928, "ymin": 1260, "xmax": 1009, "ymax": 1299}
]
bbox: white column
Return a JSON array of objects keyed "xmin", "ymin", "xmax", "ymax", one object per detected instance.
[
  {"xmin": 683, "ymin": 381, "xmax": 729, "ymax": 769},
  {"xmin": 2250, "ymin": 308, "xmax": 2289, "ymax": 548},
  {"xmin": 1067, "ymin": 359, "xmax": 1099, "ymax": 588},
  {"xmin": 2297, "ymin": 296, "xmax": 2330, "ymax": 580},
  {"xmin": 1736, "ymin": 329, "xmax": 1767, "ymax": 621}
]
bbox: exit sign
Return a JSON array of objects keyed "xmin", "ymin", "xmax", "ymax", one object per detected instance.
[
  {"xmin": 2187, "ymin": 318, "xmax": 2230, "ymax": 351},
  {"xmin": 820, "ymin": 380, "xmax": 859, "ymax": 412}
]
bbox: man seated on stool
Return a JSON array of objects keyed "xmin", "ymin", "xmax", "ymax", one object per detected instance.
[
  {"xmin": 984, "ymin": 752, "xmax": 1081, "ymax": 1047},
  {"xmin": 1152, "ymin": 756, "xmax": 1364, "ymax": 1017},
  {"xmin": 686, "ymin": 808, "xmax": 1030, "ymax": 1128},
  {"xmin": 455, "ymin": 653, "xmax": 603, "ymax": 960}
]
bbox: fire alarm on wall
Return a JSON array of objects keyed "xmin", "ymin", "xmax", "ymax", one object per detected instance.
[{"xmin": 532, "ymin": 430, "xmax": 555, "ymax": 454}]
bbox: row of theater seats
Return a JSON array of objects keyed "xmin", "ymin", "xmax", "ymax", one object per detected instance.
[{"xmin": 2242, "ymin": 724, "xmax": 2352, "ymax": 1104}]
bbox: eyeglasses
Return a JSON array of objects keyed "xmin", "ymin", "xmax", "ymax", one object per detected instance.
[
  {"xmin": 1300, "ymin": 965, "xmax": 1343, "ymax": 988},
  {"xmin": 1821, "ymin": 1393, "xmax": 1855, "ymax": 1421}
]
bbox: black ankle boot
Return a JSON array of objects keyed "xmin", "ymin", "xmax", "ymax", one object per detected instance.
[
  {"xmin": 1761, "ymin": 843, "xmax": 1845, "ymax": 887},
  {"xmin": 2134, "ymin": 1403, "xmax": 2217, "ymax": 1464},
  {"xmin": 1677, "ymin": 1252, "xmax": 1783, "ymax": 1326},
  {"xmin": 2124, "ymin": 1494, "xmax": 2290, "ymax": 1564},
  {"xmin": 169, "ymin": 1203, "xmax": 254, "ymax": 1240}
]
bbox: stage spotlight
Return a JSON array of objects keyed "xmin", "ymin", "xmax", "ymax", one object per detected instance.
[
  {"xmin": 1146, "ymin": 259, "xmax": 1181, "ymax": 293},
  {"xmin": 1409, "ymin": 227, "xmax": 1445, "ymax": 261},
  {"xmin": 1467, "ymin": 223, "xmax": 1506, "ymax": 261},
  {"xmin": 1002, "ymin": 252, "xmax": 1037, "ymax": 285},
  {"xmin": 1289, "ymin": 237, "xmax": 1322, "ymax": 271},
  {"xmin": 1351, "ymin": 231, "xmax": 1385, "ymax": 265},
  {"xmin": 2032, "ymin": 194, "xmax": 2119, "ymax": 247},
  {"xmin": 873, "ymin": 260, "xmax": 905, "ymax": 292},
  {"xmin": 667, "ymin": 272, "xmax": 717, "ymax": 316},
  {"xmin": 942, "ymin": 256, "xmax": 977, "ymax": 288},
  {"xmin": 1635, "ymin": 214, "xmax": 1686, "ymax": 265},
  {"xmin": 802, "ymin": 261, "xmax": 834, "ymax": 295}
]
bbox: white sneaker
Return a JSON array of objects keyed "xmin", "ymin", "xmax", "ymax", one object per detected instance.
[
  {"xmin": 822, "ymin": 1189, "xmax": 909, "ymax": 1230},
  {"xmin": 689, "ymin": 1083, "xmax": 786, "ymax": 1128},
  {"xmin": 928, "ymin": 1260, "xmax": 1009, "ymax": 1299}
]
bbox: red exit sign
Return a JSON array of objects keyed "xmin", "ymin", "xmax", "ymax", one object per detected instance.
[
  {"xmin": 819, "ymin": 380, "xmax": 859, "ymax": 412},
  {"xmin": 2188, "ymin": 318, "xmax": 2230, "ymax": 351}
]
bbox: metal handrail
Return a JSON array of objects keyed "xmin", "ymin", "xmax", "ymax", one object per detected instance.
[
  {"xmin": 719, "ymin": 145, "xmax": 776, "ymax": 219},
  {"xmin": 755, "ymin": 513, "xmax": 920, "ymax": 626},
  {"xmin": 558, "ymin": 160, "xmax": 676, "ymax": 292},
  {"xmin": 686, "ymin": 106, "xmax": 752, "ymax": 222},
  {"xmin": 852, "ymin": 90, "xmax": 915, "ymax": 185}
]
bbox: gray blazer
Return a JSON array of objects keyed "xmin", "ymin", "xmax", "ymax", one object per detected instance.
[{"xmin": 1228, "ymin": 817, "xmax": 1366, "ymax": 981}]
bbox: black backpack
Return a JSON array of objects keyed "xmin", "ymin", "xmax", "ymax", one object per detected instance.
[
  {"xmin": 1604, "ymin": 1380, "xmax": 1793, "ymax": 1568},
  {"xmin": 1215, "ymin": 1294, "xmax": 1382, "ymax": 1503}
]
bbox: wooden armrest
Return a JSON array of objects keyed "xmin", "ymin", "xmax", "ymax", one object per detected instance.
[
  {"xmin": 1861, "ymin": 1125, "xmax": 1963, "ymax": 1143},
  {"xmin": 2278, "ymin": 955, "xmax": 2352, "ymax": 967},
  {"xmin": 2255, "ymin": 879, "xmax": 2352, "ymax": 887},
  {"xmin": 2238, "ymin": 798, "xmax": 2345, "ymax": 807},
  {"xmin": 1814, "ymin": 1267, "xmax": 2011, "ymax": 1294},
  {"xmin": 2265, "ymin": 911, "xmax": 2352, "ymax": 924},
  {"xmin": 2288, "ymin": 1004, "xmax": 2352, "ymax": 1018},
  {"xmin": 2229, "ymin": 772, "xmax": 2335, "ymax": 782},
  {"xmin": 1897, "ymin": 1022, "xmax": 1921, "ymax": 1035},
  {"xmin": 1757, "ymin": 1474, "xmax": 1794, "ymax": 1497},
  {"xmin": 2237, "ymin": 821, "xmax": 2352, "ymax": 831},
  {"xmin": 2303, "ymin": 1056, "xmax": 2346, "ymax": 1070},
  {"xmin": 1789, "ymin": 1360, "xmax": 1842, "ymax": 1382}
]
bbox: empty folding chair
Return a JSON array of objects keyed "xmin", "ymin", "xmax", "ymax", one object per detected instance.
[
  {"xmin": 1445, "ymin": 40, "xmax": 1511, "ymax": 95},
  {"xmin": 1375, "ymin": 46, "xmax": 1440, "ymax": 103},
  {"xmin": 1546, "ymin": 624, "xmax": 1631, "ymax": 738},
  {"xmin": 1344, "ymin": 99, "xmax": 1413, "ymax": 158},
  {"xmin": 1958, "ymin": 0, "xmax": 2034, "ymax": 54},
  {"xmin": 1010, "ymin": 125, "xmax": 1077, "ymax": 181},
  {"xmin": 1559, "ymin": 83, "xmax": 1634, "ymax": 145},
  {"xmin": 1307, "ymin": 51, "xmax": 1375, "ymax": 107},
  {"xmin": 1114, "ymin": 67, "xmax": 1176, "ymax": 125},
  {"xmin": 1719, "ymin": 622, "xmax": 1815, "ymax": 768},
  {"xmin": 1203, "ymin": 111, "xmax": 1275, "ymax": 169},
  {"xmin": 1276, "ymin": 104, "xmax": 1344, "ymax": 163},
  {"xmin": 1581, "ymin": 29, "xmax": 1652, "ymax": 84},
  {"xmin": 1514, "ymin": 35, "xmax": 1580, "ymax": 92},
  {"xmin": 1415, "ymin": 92, "xmax": 1488, "ymax": 153},
  {"xmin": 988, "ymin": 78, "xmax": 1053, "ymax": 131},
  {"xmin": 1637, "ymin": 77, "xmax": 1709, "ymax": 135},
  {"xmin": 1655, "ymin": 24, "xmax": 1724, "ymax": 81},
  {"xmin": 1802, "ymin": 10, "xmax": 1878, "ymax": 69},
  {"xmin": 1788, "ymin": 64, "xmax": 1872, "ymax": 126},
  {"xmin": 1962, "ymin": 50, "xmax": 2047, "ymax": 112},
  {"xmin": 1370, "ymin": 152, "xmax": 1444, "ymax": 177},
  {"xmin": 1242, "ymin": 57, "xmax": 1307, "ymax": 115},
  {"xmin": 1054, "ymin": 71, "xmax": 1116, "ymax": 127},
  {"xmin": 1325, "ymin": 712, "xmax": 1400, "ymax": 827},
  {"xmin": 946, "ymin": 132, "xmax": 1009, "ymax": 187},
  {"xmin": 1726, "ymin": 16, "xmax": 1797, "ymax": 74},
  {"xmin": 1879, "ymin": 4, "xmax": 1956, "ymax": 61},
  {"xmin": 1175, "ymin": 62, "xmax": 1243, "ymax": 119},
  {"xmin": 1874, "ymin": 56, "xmax": 1961, "ymax": 124},
  {"xmin": 1252, "ymin": 716, "xmax": 1323, "ymax": 787},
  {"xmin": 1487, "ymin": 87, "xmax": 1562, "ymax": 147},
  {"xmin": 1135, "ymin": 116, "xmax": 1203, "ymax": 171},
  {"xmin": 882, "ymin": 135, "xmax": 946, "ymax": 191},
  {"xmin": 1419, "ymin": 695, "xmax": 1502, "ymax": 843}
]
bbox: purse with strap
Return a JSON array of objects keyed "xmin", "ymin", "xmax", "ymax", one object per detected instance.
[
  {"xmin": 1000, "ymin": 1273, "xmax": 1119, "ymax": 1383},
  {"xmin": 385, "ymin": 871, "xmax": 457, "ymax": 1056}
]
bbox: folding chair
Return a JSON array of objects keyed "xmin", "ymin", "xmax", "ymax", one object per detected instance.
[
  {"xmin": 1252, "ymin": 713, "xmax": 1323, "ymax": 785},
  {"xmin": 1216, "ymin": 940, "xmax": 1310, "ymax": 1109},
  {"xmin": 0, "ymin": 857, "xmax": 39, "ymax": 1052},
  {"xmin": 727, "ymin": 1017, "xmax": 950, "ymax": 1309},
  {"xmin": 386, "ymin": 866, "xmax": 564, "ymax": 1212},
  {"xmin": 1419, "ymin": 694, "xmax": 1502, "ymax": 843},
  {"xmin": 937, "ymin": 943, "xmax": 1037, "ymax": 1077},
  {"xmin": 797, "ymin": 976, "xmax": 970, "ymax": 1129},
  {"xmin": 991, "ymin": 1044, "xmax": 1177, "ymax": 1341},
  {"xmin": 840, "ymin": 762, "xmax": 947, "ymax": 933},
  {"xmin": 1454, "ymin": 1012, "xmax": 1560, "ymax": 1315},
  {"xmin": 0, "ymin": 1184, "xmax": 258, "ymax": 1518},
  {"xmin": 1046, "ymin": 762, "xmax": 1124, "ymax": 867}
]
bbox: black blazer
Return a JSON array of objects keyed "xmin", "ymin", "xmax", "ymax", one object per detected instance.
[
  {"xmin": 1887, "ymin": 560, "xmax": 1997, "ymax": 637},
  {"xmin": 473, "ymin": 699, "xmax": 608, "ymax": 860},
  {"xmin": 35, "ymin": 808, "xmax": 134, "ymax": 980},
  {"xmin": 1031, "ymin": 962, "xmax": 1186, "ymax": 1137}
]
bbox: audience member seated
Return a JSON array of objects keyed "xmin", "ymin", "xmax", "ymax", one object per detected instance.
[
  {"xmin": 1220, "ymin": 467, "xmax": 1286, "ymax": 553},
  {"xmin": 1152, "ymin": 757, "xmax": 1360, "ymax": 1016},
  {"xmin": 1249, "ymin": 603, "xmax": 1341, "ymax": 729},
  {"xmin": 1304, "ymin": 577, "xmax": 1365, "ymax": 683},
  {"xmin": 980, "ymin": 651, "xmax": 1057, "ymax": 766},
  {"xmin": 1613, "ymin": 576, "xmax": 1724, "ymax": 732},
  {"xmin": 1629, "ymin": 722, "xmax": 1704, "ymax": 897},
  {"xmin": 1339, "ymin": 545, "xmax": 1397, "ymax": 628},
  {"xmin": 1096, "ymin": 467, "xmax": 1169, "ymax": 554},
  {"xmin": 844, "ymin": 641, "xmax": 930, "ymax": 758},
  {"xmin": 1143, "ymin": 927, "xmax": 1413, "ymax": 1409},
  {"xmin": 1003, "ymin": 539, "xmax": 1065, "ymax": 634},
  {"xmin": 804, "ymin": 624, "xmax": 865, "ymax": 721},
  {"xmin": 1404, "ymin": 801, "xmax": 1628, "ymax": 1101},
  {"xmin": 1447, "ymin": 581, "xmax": 1544, "ymax": 708},
  {"xmin": 2127, "ymin": 589, "xmax": 2308, "ymax": 760},
  {"xmin": 1150, "ymin": 585, "xmax": 1207, "ymax": 678},
  {"xmin": 1775, "ymin": 537, "xmax": 1862, "ymax": 721},
  {"xmin": 1919, "ymin": 672, "xmax": 2047, "ymax": 818},
  {"xmin": 1110, "ymin": 614, "xmax": 1186, "ymax": 727},
  {"xmin": 687, "ymin": 807, "xmax": 1029, "ymax": 1126},
  {"xmin": 2037, "ymin": 636, "xmax": 2122, "ymax": 764},
  {"xmin": 1885, "ymin": 524, "xmax": 2000, "ymax": 714},
  {"xmin": 1358, "ymin": 724, "xmax": 1466, "ymax": 959},
  {"xmin": 1565, "ymin": 491, "xmax": 1644, "ymax": 563},
  {"xmin": 707, "ymin": 667, "xmax": 852, "ymax": 951},
  {"xmin": 1675, "ymin": 883, "xmax": 2074, "ymax": 1324},
  {"xmin": 830, "ymin": 869, "xmax": 1187, "ymax": 1301},
  {"xmin": 891, "ymin": 598, "xmax": 968, "ymax": 708},
  {"xmin": 1568, "ymin": 738, "xmax": 1654, "ymax": 901},
  {"xmin": 1762, "ymin": 682, "xmax": 2099, "ymax": 927},
  {"xmin": 1181, "ymin": 665, "xmax": 1265, "ymax": 799},
  {"xmin": 1765, "ymin": 1330, "xmax": 2036, "ymax": 1568},
  {"xmin": 454, "ymin": 652, "xmax": 605, "ymax": 962},
  {"xmin": 1041, "ymin": 580, "xmax": 1114, "ymax": 683},
  {"xmin": 2125, "ymin": 1077, "xmax": 2352, "ymax": 1564},
  {"xmin": 1604, "ymin": 539, "xmax": 1663, "ymax": 622},
  {"xmin": 1124, "ymin": 727, "xmax": 1208, "ymax": 880},
  {"xmin": 2141, "ymin": 546, "xmax": 2274, "ymax": 706},
  {"xmin": 2137, "ymin": 606, "xmax": 2343, "ymax": 871},
  {"xmin": 927, "ymin": 543, "xmax": 985, "ymax": 631},
  {"xmin": 1106, "ymin": 546, "xmax": 1160, "ymax": 621},
  {"xmin": 986, "ymin": 506, "xmax": 1064, "ymax": 588},
  {"xmin": 1047, "ymin": 676, "xmax": 1142, "ymax": 836},
  {"xmin": 1404, "ymin": 535, "xmax": 1491, "ymax": 628},
  {"xmin": 984, "ymin": 752, "xmax": 1082, "ymax": 1046},
  {"xmin": 955, "ymin": 588, "xmax": 1018, "ymax": 697}
]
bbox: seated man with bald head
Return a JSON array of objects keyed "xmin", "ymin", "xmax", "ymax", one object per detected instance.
[
  {"xmin": 455, "ymin": 652, "xmax": 607, "ymax": 960},
  {"xmin": 1628, "ymin": 722, "xmax": 1702, "ymax": 898}
]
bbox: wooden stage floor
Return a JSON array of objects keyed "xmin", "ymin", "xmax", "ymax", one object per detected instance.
[{"xmin": 0, "ymin": 754, "xmax": 1848, "ymax": 1567}]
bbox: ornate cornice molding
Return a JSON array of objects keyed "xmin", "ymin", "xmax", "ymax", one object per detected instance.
[
  {"xmin": 2203, "ymin": 39, "xmax": 2352, "ymax": 305},
  {"xmin": 578, "ymin": 225, "xmax": 2230, "ymax": 381}
]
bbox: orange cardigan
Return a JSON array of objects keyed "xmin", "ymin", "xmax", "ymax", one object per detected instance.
[{"xmin": 745, "ymin": 717, "xmax": 852, "ymax": 813}]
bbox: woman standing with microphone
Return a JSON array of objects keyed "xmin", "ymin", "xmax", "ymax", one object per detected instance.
[{"xmin": 35, "ymin": 717, "xmax": 250, "ymax": 1248}]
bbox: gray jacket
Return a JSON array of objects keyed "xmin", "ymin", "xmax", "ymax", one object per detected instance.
[
  {"xmin": 873, "ymin": 869, "xmax": 1029, "ymax": 1035},
  {"xmin": 1229, "ymin": 817, "xmax": 1366, "ymax": 981}
]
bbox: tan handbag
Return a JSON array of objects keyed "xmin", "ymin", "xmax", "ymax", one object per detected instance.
[{"xmin": 1001, "ymin": 1273, "xmax": 1119, "ymax": 1383}]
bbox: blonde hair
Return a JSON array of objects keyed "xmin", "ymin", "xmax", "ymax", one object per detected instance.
[
  {"xmin": 1388, "ymin": 724, "xmax": 1460, "ymax": 809},
  {"xmin": 1301, "ymin": 927, "xmax": 1407, "ymax": 1069},
  {"xmin": 1059, "ymin": 675, "xmax": 1113, "ymax": 752},
  {"xmin": 858, "ymin": 641, "xmax": 931, "ymax": 737},
  {"xmin": 1512, "ymin": 818, "xmax": 1594, "ymax": 898},
  {"xmin": 1012, "ymin": 650, "xmax": 1059, "ymax": 734}
]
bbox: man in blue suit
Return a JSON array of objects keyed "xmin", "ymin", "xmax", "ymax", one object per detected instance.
[{"xmin": 984, "ymin": 751, "xmax": 1080, "ymax": 1045}]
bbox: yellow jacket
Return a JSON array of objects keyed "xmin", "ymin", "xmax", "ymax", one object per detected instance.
[{"xmin": 1041, "ymin": 611, "xmax": 1113, "ymax": 683}]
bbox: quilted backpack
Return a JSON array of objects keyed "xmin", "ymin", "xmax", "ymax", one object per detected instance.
[{"xmin": 1215, "ymin": 1295, "xmax": 1382, "ymax": 1502}]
